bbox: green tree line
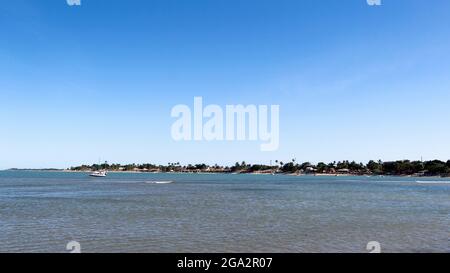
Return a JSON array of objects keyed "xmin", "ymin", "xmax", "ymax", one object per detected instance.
[{"xmin": 70, "ymin": 159, "xmax": 450, "ymax": 177}]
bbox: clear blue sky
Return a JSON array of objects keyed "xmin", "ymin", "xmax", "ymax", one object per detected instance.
[{"xmin": 1, "ymin": 0, "xmax": 450, "ymax": 169}]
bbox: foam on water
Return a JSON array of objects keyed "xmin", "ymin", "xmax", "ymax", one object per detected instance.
[
  {"xmin": 145, "ymin": 181, "xmax": 174, "ymax": 184},
  {"xmin": 416, "ymin": 180, "xmax": 450, "ymax": 184}
]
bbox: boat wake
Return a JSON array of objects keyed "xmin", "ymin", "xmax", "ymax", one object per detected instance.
[
  {"xmin": 416, "ymin": 181, "xmax": 450, "ymax": 184},
  {"xmin": 145, "ymin": 181, "xmax": 174, "ymax": 184}
]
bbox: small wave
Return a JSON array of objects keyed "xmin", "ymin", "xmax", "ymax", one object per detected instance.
[
  {"xmin": 416, "ymin": 181, "xmax": 450, "ymax": 184},
  {"xmin": 375, "ymin": 180, "xmax": 407, "ymax": 183},
  {"xmin": 341, "ymin": 179, "xmax": 403, "ymax": 183},
  {"xmin": 145, "ymin": 181, "xmax": 174, "ymax": 184}
]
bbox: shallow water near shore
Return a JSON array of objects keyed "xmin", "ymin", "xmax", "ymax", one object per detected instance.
[{"xmin": 0, "ymin": 171, "xmax": 449, "ymax": 253}]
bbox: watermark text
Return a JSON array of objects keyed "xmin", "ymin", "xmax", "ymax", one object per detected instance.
[{"xmin": 171, "ymin": 97, "xmax": 280, "ymax": 152}]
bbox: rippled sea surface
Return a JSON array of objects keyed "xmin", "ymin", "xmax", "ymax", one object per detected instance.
[{"xmin": 0, "ymin": 171, "xmax": 449, "ymax": 253}]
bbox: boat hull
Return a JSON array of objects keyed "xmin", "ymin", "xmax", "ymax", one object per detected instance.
[{"xmin": 89, "ymin": 174, "xmax": 106, "ymax": 177}]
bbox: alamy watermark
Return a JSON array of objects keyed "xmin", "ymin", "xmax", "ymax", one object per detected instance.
[
  {"xmin": 367, "ymin": 0, "xmax": 381, "ymax": 6},
  {"xmin": 66, "ymin": 1, "xmax": 380, "ymax": 7},
  {"xmin": 66, "ymin": 0, "xmax": 81, "ymax": 6},
  {"xmin": 66, "ymin": 241, "xmax": 81, "ymax": 253},
  {"xmin": 64, "ymin": 240, "xmax": 381, "ymax": 253},
  {"xmin": 171, "ymin": 97, "xmax": 280, "ymax": 152},
  {"xmin": 367, "ymin": 241, "xmax": 382, "ymax": 253},
  {"xmin": 66, "ymin": 1, "xmax": 380, "ymax": 8}
]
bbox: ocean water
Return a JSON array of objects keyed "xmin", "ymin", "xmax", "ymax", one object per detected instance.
[{"xmin": 0, "ymin": 171, "xmax": 449, "ymax": 253}]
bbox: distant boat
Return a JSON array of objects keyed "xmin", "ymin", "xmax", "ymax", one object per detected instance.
[
  {"xmin": 90, "ymin": 160, "xmax": 108, "ymax": 177},
  {"xmin": 90, "ymin": 170, "xmax": 107, "ymax": 177}
]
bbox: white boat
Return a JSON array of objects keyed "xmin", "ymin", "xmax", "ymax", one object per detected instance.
[
  {"xmin": 90, "ymin": 160, "xmax": 108, "ymax": 177},
  {"xmin": 90, "ymin": 170, "xmax": 107, "ymax": 177}
]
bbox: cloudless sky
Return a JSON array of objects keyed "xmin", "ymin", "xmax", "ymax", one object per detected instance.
[{"xmin": 1, "ymin": 0, "xmax": 450, "ymax": 169}]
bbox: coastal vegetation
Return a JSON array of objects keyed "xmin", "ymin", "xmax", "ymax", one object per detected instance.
[{"xmin": 68, "ymin": 159, "xmax": 450, "ymax": 177}]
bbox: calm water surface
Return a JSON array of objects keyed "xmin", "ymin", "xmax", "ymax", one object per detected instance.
[{"xmin": 0, "ymin": 171, "xmax": 449, "ymax": 253}]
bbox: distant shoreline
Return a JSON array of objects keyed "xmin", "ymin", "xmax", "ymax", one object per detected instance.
[
  {"xmin": 5, "ymin": 168, "xmax": 64, "ymax": 172},
  {"xmin": 68, "ymin": 159, "xmax": 450, "ymax": 178},
  {"xmin": 2, "ymin": 168, "xmax": 447, "ymax": 179},
  {"xmin": 4, "ymin": 159, "xmax": 450, "ymax": 178}
]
